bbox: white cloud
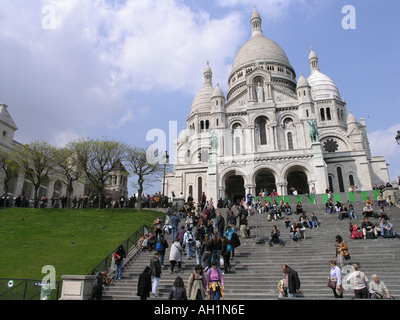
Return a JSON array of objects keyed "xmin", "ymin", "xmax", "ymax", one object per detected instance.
[
  {"xmin": 0, "ymin": 0, "xmax": 246, "ymax": 144},
  {"xmin": 368, "ymin": 123, "xmax": 400, "ymax": 181},
  {"xmin": 52, "ymin": 131, "xmax": 82, "ymax": 147}
]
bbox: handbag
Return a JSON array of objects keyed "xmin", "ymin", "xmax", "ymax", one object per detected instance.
[
  {"xmin": 327, "ymin": 278, "xmax": 336, "ymax": 289},
  {"xmin": 344, "ymin": 254, "xmax": 351, "ymax": 260}
]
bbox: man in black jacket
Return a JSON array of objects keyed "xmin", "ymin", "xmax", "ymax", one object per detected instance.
[
  {"xmin": 269, "ymin": 226, "xmax": 284, "ymax": 247},
  {"xmin": 150, "ymin": 252, "xmax": 162, "ymax": 297},
  {"xmin": 282, "ymin": 264, "xmax": 300, "ymax": 298},
  {"xmin": 361, "ymin": 217, "xmax": 375, "ymax": 239},
  {"xmin": 216, "ymin": 211, "xmax": 225, "ymax": 237}
]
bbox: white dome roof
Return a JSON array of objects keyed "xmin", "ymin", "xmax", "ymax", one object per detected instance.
[
  {"xmin": 297, "ymin": 73, "xmax": 309, "ymax": 88},
  {"xmin": 178, "ymin": 128, "xmax": 188, "ymax": 141},
  {"xmin": 307, "ymin": 71, "xmax": 340, "ymax": 100},
  {"xmin": 307, "ymin": 47, "xmax": 340, "ymax": 100},
  {"xmin": 231, "ymin": 34, "xmax": 291, "ymax": 72},
  {"xmin": 191, "ymin": 84, "xmax": 213, "ymax": 113},
  {"xmin": 231, "ymin": 8, "xmax": 292, "ymax": 73},
  {"xmin": 212, "ymin": 83, "xmax": 224, "ymax": 98},
  {"xmin": 347, "ymin": 110, "xmax": 357, "ymax": 125},
  {"xmin": 191, "ymin": 62, "xmax": 214, "ymax": 114}
]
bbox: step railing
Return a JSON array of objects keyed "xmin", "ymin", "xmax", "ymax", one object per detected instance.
[{"xmin": 87, "ymin": 203, "xmax": 179, "ymax": 277}]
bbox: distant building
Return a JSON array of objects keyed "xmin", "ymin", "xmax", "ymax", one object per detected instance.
[{"xmin": 164, "ymin": 8, "xmax": 389, "ymax": 204}]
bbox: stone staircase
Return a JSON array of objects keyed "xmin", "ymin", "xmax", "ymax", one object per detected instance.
[{"xmin": 103, "ymin": 201, "xmax": 400, "ymax": 300}]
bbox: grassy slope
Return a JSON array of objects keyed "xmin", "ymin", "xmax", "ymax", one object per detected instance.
[{"xmin": 0, "ymin": 208, "xmax": 161, "ymax": 280}]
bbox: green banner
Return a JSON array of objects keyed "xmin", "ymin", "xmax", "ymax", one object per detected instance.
[
  {"xmin": 348, "ymin": 192, "xmax": 356, "ymax": 202},
  {"xmin": 361, "ymin": 191, "xmax": 368, "ymax": 202},
  {"xmin": 333, "ymin": 193, "xmax": 342, "ymax": 203},
  {"xmin": 321, "ymin": 194, "xmax": 329, "ymax": 204},
  {"xmin": 373, "ymin": 190, "xmax": 381, "ymax": 200}
]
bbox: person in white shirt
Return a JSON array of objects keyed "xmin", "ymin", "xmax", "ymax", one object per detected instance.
[
  {"xmin": 328, "ymin": 260, "xmax": 343, "ymax": 298},
  {"xmin": 346, "ymin": 264, "xmax": 369, "ymax": 298}
]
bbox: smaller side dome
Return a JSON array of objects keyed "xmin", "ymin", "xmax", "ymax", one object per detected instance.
[
  {"xmin": 297, "ymin": 72, "xmax": 309, "ymax": 88},
  {"xmin": 212, "ymin": 83, "xmax": 224, "ymax": 98},
  {"xmin": 347, "ymin": 110, "xmax": 357, "ymax": 125},
  {"xmin": 178, "ymin": 128, "xmax": 188, "ymax": 142}
]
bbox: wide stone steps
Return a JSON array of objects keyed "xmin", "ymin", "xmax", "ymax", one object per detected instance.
[{"xmin": 103, "ymin": 201, "xmax": 400, "ymax": 300}]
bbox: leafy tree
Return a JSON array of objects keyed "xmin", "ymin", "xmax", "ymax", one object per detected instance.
[
  {"xmin": 14, "ymin": 140, "xmax": 58, "ymax": 208},
  {"xmin": 0, "ymin": 148, "xmax": 20, "ymax": 207},
  {"xmin": 69, "ymin": 137, "xmax": 127, "ymax": 208},
  {"xmin": 125, "ymin": 146, "xmax": 164, "ymax": 210}
]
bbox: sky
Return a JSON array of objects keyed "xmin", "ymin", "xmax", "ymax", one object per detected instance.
[{"xmin": 0, "ymin": 0, "xmax": 399, "ymax": 195}]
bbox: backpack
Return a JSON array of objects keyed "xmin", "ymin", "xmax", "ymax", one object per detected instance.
[
  {"xmin": 186, "ymin": 231, "xmax": 194, "ymax": 242},
  {"xmin": 156, "ymin": 241, "xmax": 164, "ymax": 252}
]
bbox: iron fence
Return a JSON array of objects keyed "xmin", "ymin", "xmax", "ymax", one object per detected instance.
[{"xmin": 0, "ymin": 278, "xmax": 62, "ymax": 300}]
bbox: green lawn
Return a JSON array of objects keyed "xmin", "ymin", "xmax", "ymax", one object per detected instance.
[{"xmin": 0, "ymin": 207, "xmax": 161, "ymax": 280}]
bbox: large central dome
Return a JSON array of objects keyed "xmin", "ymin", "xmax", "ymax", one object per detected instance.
[
  {"xmin": 231, "ymin": 8, "xmax": 292, "ymax": 73},
  {"xmin": 227, "ymin": 8, "xmax": 297, "ymax": 100},
  {"xmin": 232, "ymin": 35, "xmax": 291, "ymax": 72}
]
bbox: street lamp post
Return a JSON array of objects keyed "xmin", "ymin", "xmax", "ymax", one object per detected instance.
[
  {"xmin": 162, "ymin": 150, "xmax": 169, "ymax": 200},
  {"xmin": 396, "ymin": 131, "xmax": 400, "ymax": 145}
]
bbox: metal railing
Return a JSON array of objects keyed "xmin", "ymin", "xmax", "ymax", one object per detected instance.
[
  {"xmin": 0, "ymin": 278, "xmax": 62, "ymax": 300},
  {"xmin": 87, "ymin": 202, "xmax": 179, "ymax": 276}
]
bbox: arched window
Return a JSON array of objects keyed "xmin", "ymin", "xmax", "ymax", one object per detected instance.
[
  {"xmin": 349, "ymin": 174, "xmax": 355, "ymax": 187},
  {"xmin": 189, "ymin": 185, "xmax": 193, "ymax": 197},
  {"xmin": 205, "ymin": 120, "xmax": 210, "ymax": 130},
  {"xmin": 320, "ymin": 108, "xmax": 326, "ymax": 121},
  {"xmin": 337, "ymin": 167, "xmax": 344, "ymax": 192},
  {"xmin": 326, "ymin": 107, "xmax": 332, "ymax": 121},
  {"xmin": 287, "ymin": 132, "xmax": 293, "ymax": 150},
  {"xmin": 255, "ymin": 117, "xmax": 268, "ymax": 145},
  {"xmin": 197, "ymin": 177, "xmax": 202, "ymax": 203},
  {"xmin": 328, "ymin": 175, "xmax": 334, "ymax": 192}
]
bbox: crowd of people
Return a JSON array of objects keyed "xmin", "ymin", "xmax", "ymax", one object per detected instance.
[
  {"xmin": 2, "ymin": 191, "xmax": 172, "ymax": 209},
  {"xmin": 133, "ymin": 195, "xmax": 245, "ymax": 300},
  {"xmin": 90, "ymin": 185, "xmax": 398, "ymax": 300}
]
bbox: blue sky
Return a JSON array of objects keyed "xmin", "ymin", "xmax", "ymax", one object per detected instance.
[{"xmin": 0, "ymin": 0, "xmax": 399, "ymax": 195}]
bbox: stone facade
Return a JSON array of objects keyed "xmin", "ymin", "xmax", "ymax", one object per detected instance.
[{"xmin": 164, "ymin": 8, "xmax": 389, "ymax": 204}]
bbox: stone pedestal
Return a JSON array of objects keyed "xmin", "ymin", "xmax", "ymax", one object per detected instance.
[
  {"xmin": 59, "ymin": 275, "xmax": 95, "ymax": 300},
  {"xmin": 311, "ymin": 142, "xmax": 329, "ymax": 194},
  {"xmin": 206, "ymin": 151, "xmax": 217, "ymax": 202}
]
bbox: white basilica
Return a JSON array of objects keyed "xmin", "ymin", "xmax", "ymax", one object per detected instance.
[{"xmin": 164, "ymin": 8, "xmax": 389, "ymax": 204}]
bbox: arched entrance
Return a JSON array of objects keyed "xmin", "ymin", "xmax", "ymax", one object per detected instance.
[
  {"xmin": 225, "ymin": 175, "xmax": 245, "ymax": 205},
  {"xmin": 255, "ymin": 169, "xmax": 277, "ymax": 195},
  {"xmin": 286, "ymin": 168, "xmax": 309, "ymax": 194}
]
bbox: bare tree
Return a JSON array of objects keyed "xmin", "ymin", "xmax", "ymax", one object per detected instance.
[
  {"xmin": 0, "ymin": 148, "xmax": 20, "ymax": 207},
  {"xmin": 125, "ymin": 146, "xmax": 163, "ymax": 210},
  {"xmin": 54, "ymin": 146, "xmax": 83, "ymax": 208},
  {"xmin": 69, "ymin": 137, "xmax": 127, "ymax": 209},
  {"xmin": 14, "ymin": 140, "xmax": 58, "ymax": 208}
]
